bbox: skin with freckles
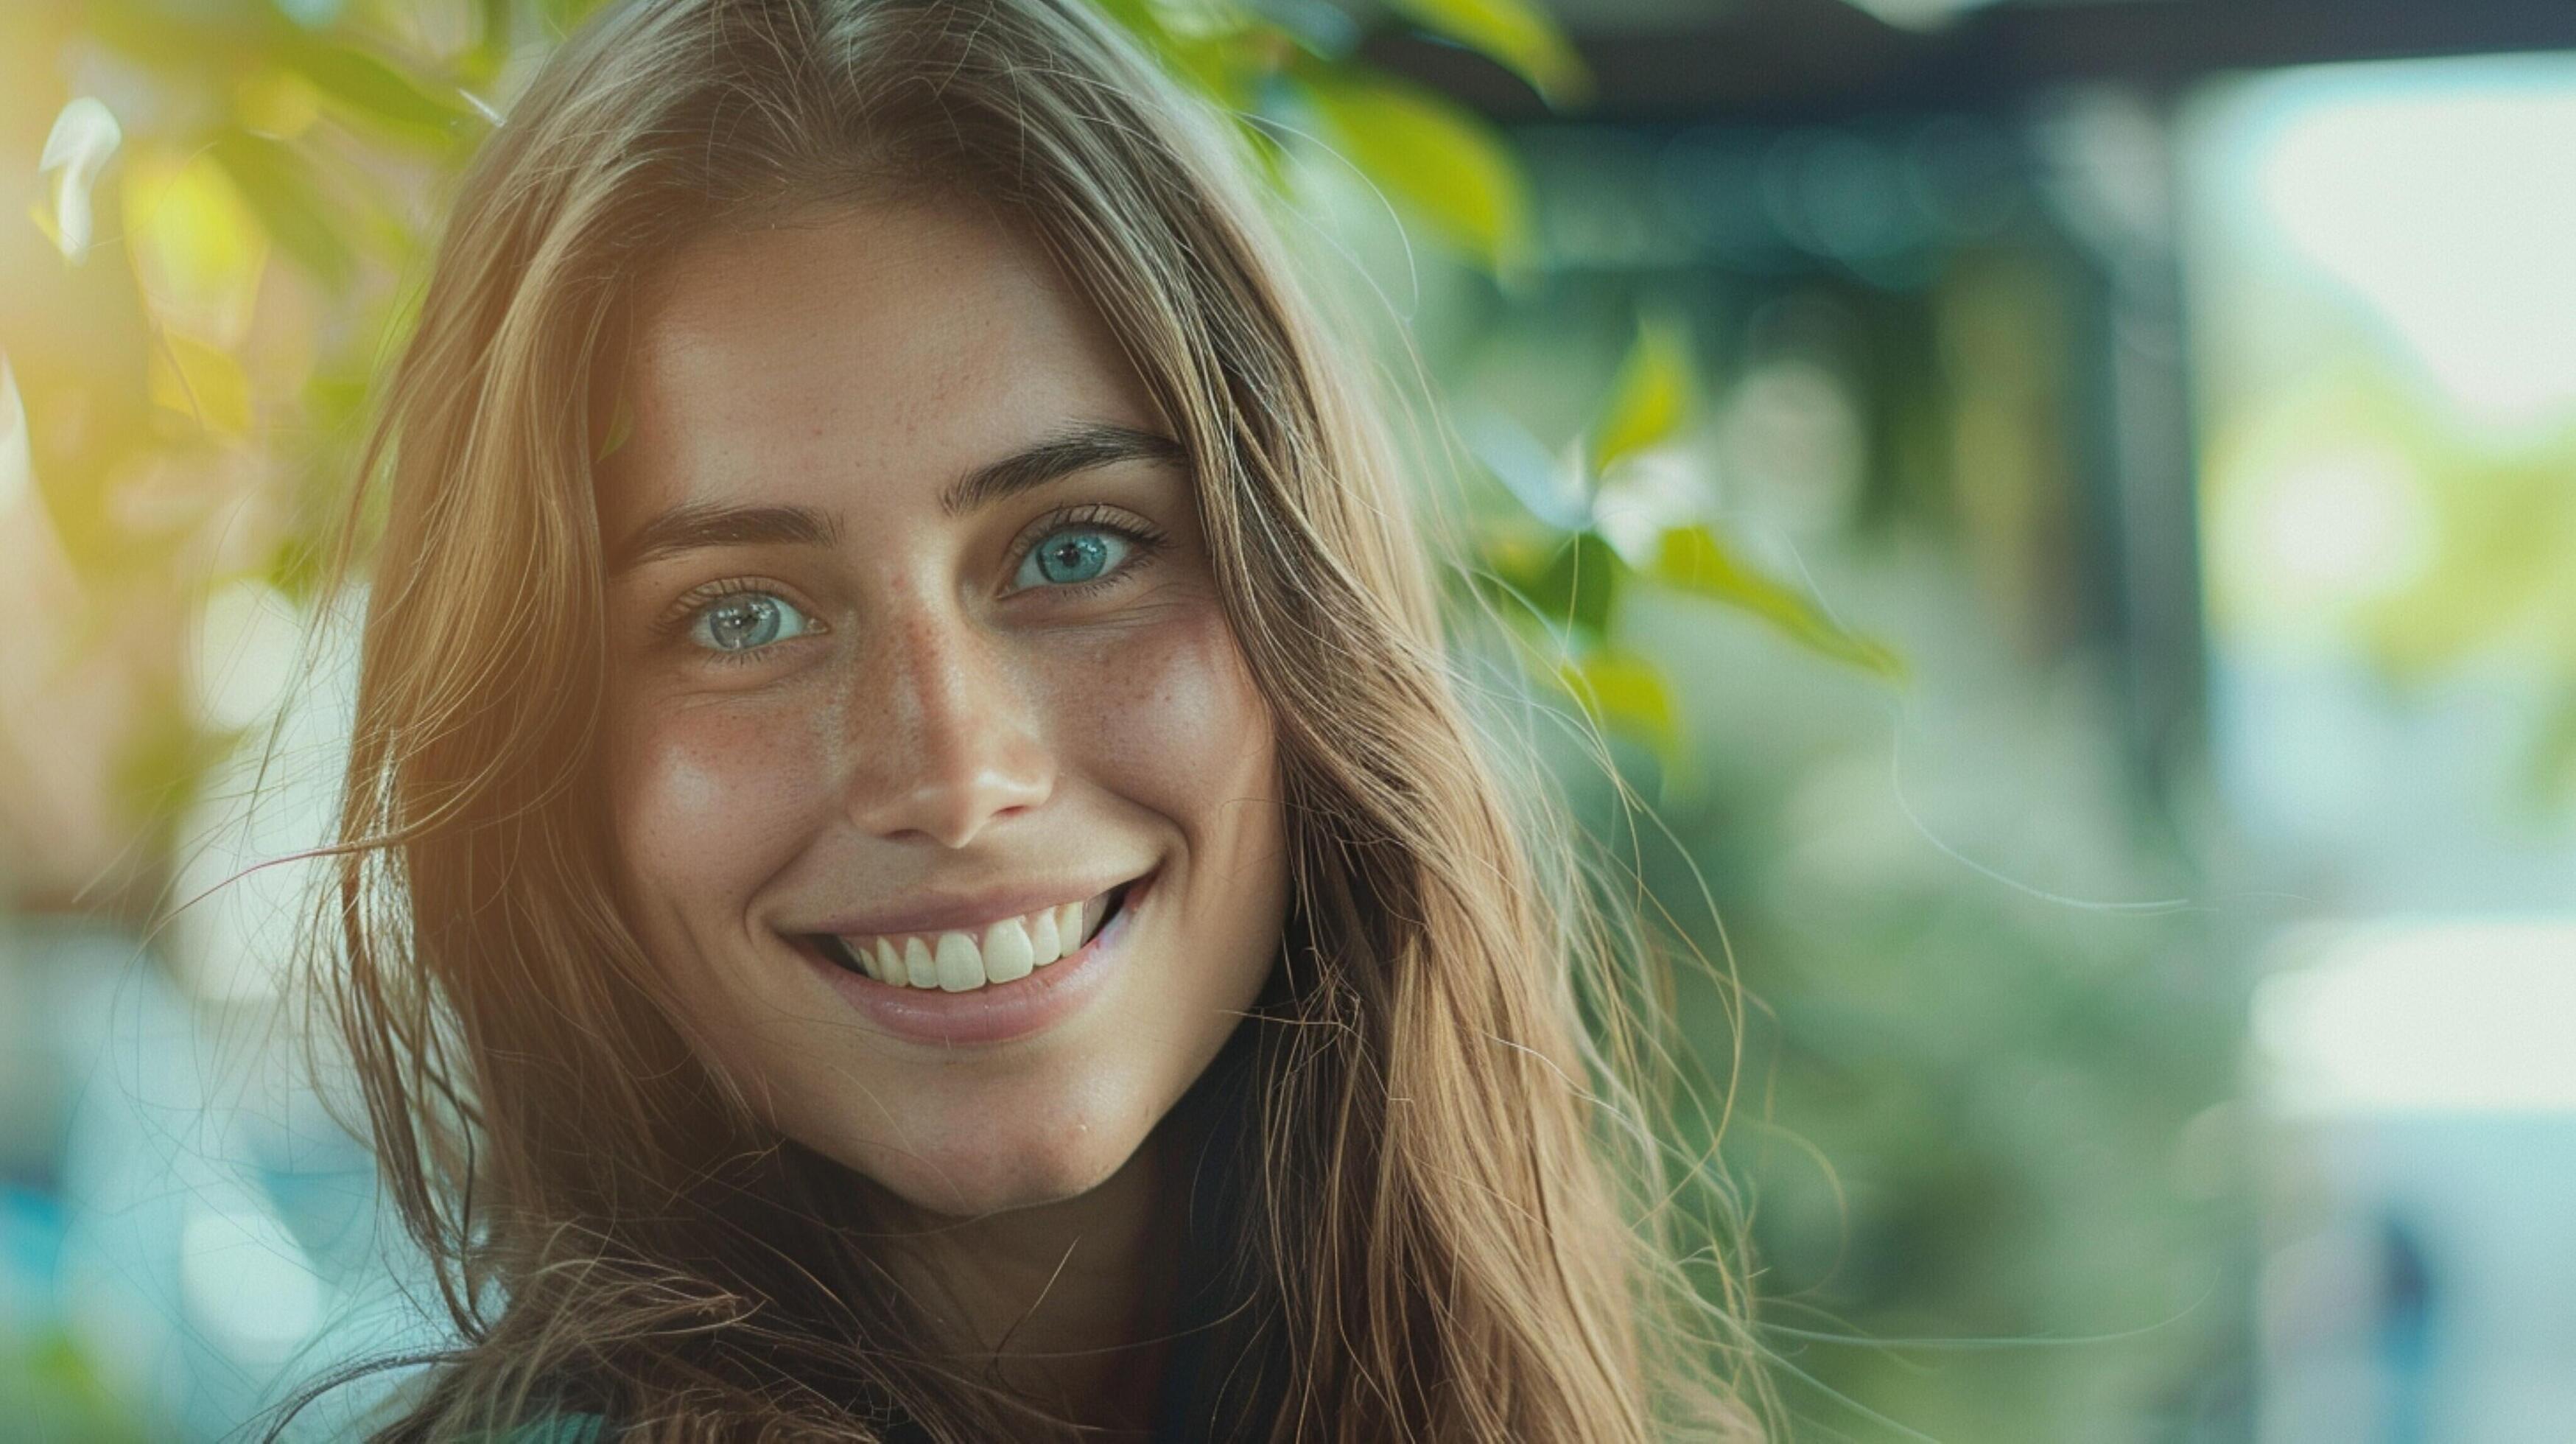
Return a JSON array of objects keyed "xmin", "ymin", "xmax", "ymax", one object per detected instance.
[{"xmin": 593, "ymin": 195, "xmax": 1291, "ymax": 1425}]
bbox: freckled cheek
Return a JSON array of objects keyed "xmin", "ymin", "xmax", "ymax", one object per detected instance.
[
  {"xmin": 603, "ymin": 693, "xmax": 844, "ymax": 912},
  {"xmin": 1047, "ymin": 609, "xmax": 1276, "ymax": 847}
]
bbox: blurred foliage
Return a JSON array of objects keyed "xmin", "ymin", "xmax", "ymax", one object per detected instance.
[
  {"xmin": 1455, "ymin": 117, "xmax": 2252, "ymax": 1438},
  {"xmin": 0, "ymin": 0, "xmax": 1898, "ymax": 1426},
  {"xmin": 0, "ymin": 1325, "xmax": 143, "ymax": 1443},
  {"xmin": 2204, "ymin": 346, "xmax": 2576, "ymax": 813},
  {"xmin": 1643, "ymin": 680, "xmax": 2245, "ymax": 1441},
  {"xmin": 0, "ymin": 0, "xmax": 1892, "ymax": 914},
  {"xmin": 0, "ymin": 2, "xmax": 2261, "ymax": 1443}
]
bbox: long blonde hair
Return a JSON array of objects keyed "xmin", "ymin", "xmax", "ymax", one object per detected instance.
[{"xmin": 301, "ymin": 0, "xmax": 1766, "ymax": 1437}]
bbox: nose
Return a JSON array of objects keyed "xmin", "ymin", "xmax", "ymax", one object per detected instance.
[{"xmin": 840, "ymin": 595, "xmax": 1053, "ymax": 849}]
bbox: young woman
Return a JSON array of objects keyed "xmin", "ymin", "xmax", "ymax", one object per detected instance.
[{"xmin": 298, "ymin": 0, "xmax": 1763, "ymax": 1437}]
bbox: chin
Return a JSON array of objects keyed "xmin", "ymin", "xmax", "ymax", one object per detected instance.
[
  {"xmin": 736, "ymin": 1041, "xmax": 1181, "ymax": 1221},
  {"xmin": 876, "ymin": 1135, "xmax": 1133, "ymax": 1219},
  {"xmin": 815, "ymin": 1084, "xmax": 1154, "ymax": 1219}
]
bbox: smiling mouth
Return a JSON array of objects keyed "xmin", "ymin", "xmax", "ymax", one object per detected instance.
[{"xmin": 803, "ymin": 876, "xmax": 1141, "ymax": 992}]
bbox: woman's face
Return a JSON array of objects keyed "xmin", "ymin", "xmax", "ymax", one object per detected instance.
[{"xmin": 595, "ymin": 197, "xmax": 1289, "ymax": 1220}]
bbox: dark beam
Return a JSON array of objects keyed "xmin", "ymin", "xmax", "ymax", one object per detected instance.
[{"xmin": 1367, "ymin": 0, "xmax": 2576, "ymax": 123}]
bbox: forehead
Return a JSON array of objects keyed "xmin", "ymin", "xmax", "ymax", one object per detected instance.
[{"xmin": 603, "ymin": 198, "xmax": 1159, "ymax": 519}]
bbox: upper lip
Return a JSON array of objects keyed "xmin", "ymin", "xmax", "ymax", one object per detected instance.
[{"xmin": 796, "ymin": 867, "xmax": 1151, "ymax": 940}]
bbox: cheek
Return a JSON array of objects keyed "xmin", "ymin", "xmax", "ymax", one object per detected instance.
[
  {"xmin": 603, "ymin": 693, "xmax": 842, "ymax": 932},
  {"xmin": 1062, "ymin": 600, "xmax": 1289, "ymax": 1053},
  {"xmin": 1059, "ymin": 603, "xmax": 1277, "ymax": 843}
]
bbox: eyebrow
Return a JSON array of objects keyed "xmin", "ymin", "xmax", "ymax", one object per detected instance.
[
  {"xmin": 608, "ymin": 420, "xmax": 1187, "ymax": 575},
  {"xmin": 938, "ymin": 421, "xmax": 1186, "ymax": 519},
  {"xmin": 608, "ymin": 502, "xmax": 840, "ymax": 574}
]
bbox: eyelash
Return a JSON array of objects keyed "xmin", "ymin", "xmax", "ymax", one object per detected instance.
[
  {"xmin": 1008, "ymin": 504, "xmax": 1169, "ymax": 599},
  {"xmin": 654, "ymin": 505, "xmax": 1171, "ymax": 667},
  {"xmin": 653, "ymin": 577, "xmax": 821, "ymax": 668}
]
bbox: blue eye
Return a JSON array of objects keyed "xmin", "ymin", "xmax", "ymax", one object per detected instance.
[
  {"xmin": 688, "ymin": 591, "xmax": 817, "ymax": 653},
  {"xmin": 1015, "ymin": 525, "xmax": 1134, "ymax": 590}
]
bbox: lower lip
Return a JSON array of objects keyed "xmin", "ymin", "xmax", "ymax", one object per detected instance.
[{"xmin": 801, "ymin": 870, "xmax": 1154, "ymax": 1048}]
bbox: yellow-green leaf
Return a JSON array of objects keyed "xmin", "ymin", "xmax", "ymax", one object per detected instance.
[
  {"xmin": 1299, "ymin": 68, "xmax": 1533, "ymax": 278},
  {"xmin": 1387, "ymin": 0, "xmax": 1593, "ymax": 108},
  {"xmin": 211, "ymin": 129, "xmax": 356, "ymax": 292},
  {"xmin": 1140, "ymin": 0, "xmax": 1259, "ymax": 40},
  {"xmin": 1095, "ymin": 0, "xmax": 1277, "ymax": 111},
  {"xmin": 122, "ymin": 151, "xmax": 271, "ymax": 349},
  {"xmin": 540, "ymin": 0, "xmax": 614, "ymax": 32},
  {"xmin": 464, "ymin": 0, "xmax": 516, "ymax": 81},
  {"xmin": 233, "ymin": 68, "xmax": 324, "ymax": 140},
  {"xmin": 1475, "ymin": 513, "xmax": 1561, "ymax": 589},
  {"xmin": 1590, "ymin": 312, "xmax": 1696, "ymax": 473},
  {"xmin": 1653, "ymin": 523, "xmax": 1906, "ymax": 681},
  {"xmin": 1554, "ymin": 647, "xmax": 1680, "ymax": 763},
  {"xmin": 148, "ymin": 330, "xmax": 256, "ymax": 435},
  {"xmin": 278, "ymin": 36, "xmax": 474, "ymax": 142}
]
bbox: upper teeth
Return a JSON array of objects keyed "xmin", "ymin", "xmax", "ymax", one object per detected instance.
[{"xmin": 829, "ymin": 892, "xmax": 1111, "ymax": 992}]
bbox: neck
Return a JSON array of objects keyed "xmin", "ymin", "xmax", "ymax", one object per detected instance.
[{"xmin": 885, "ymin": 1131, "xmax": 1186, "ymax": 1438}]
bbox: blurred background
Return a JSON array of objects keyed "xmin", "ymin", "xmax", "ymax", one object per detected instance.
[{"xmin": 3, "ymin": 0, "xmax": 2573, "ymax": 1438}]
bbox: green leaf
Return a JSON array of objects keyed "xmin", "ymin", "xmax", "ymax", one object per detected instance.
[
  {"xmin": 539, "ymin": 0, "xmax": 617, "ymax": 34},
  {"xmin": 1092, "ymin": 0, "xmax": 1284, "ymax": 112},
  {"xmin": 1296, "ymin": 65, "xmax": 1534, "ymax": 278},
  {"xmin": 210, "ymin": 129, "xmax": 357, "ymax": 292},
  {"xmin": 276, "ymin": 36, "xmax": 472, "ymax": 141},
  {"xmin": 1652, "ymin": 523, "xmax": 1906, "ymax": 680},
  {"xmin": 1386, "ymin": 0, "xmax": 1593, "ymax": 108},
  {"xmin": 460, "ymin": 0, "xmax": 517, "ymax": 83},
  {"xmin": 1472, "ymin": 514, "xmax": 1563, "ymax": 593},
  {"xmin": 1554, "ymin": 647, "xmax": 1680, "ymax": 763},
  {"xmin": 1515, "ymin": 528, "xmax": 1621, "ymax": 641},
  {"xmin": 1590, "ymin": 311, "xmax": 1696, "ymax": 473}
]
